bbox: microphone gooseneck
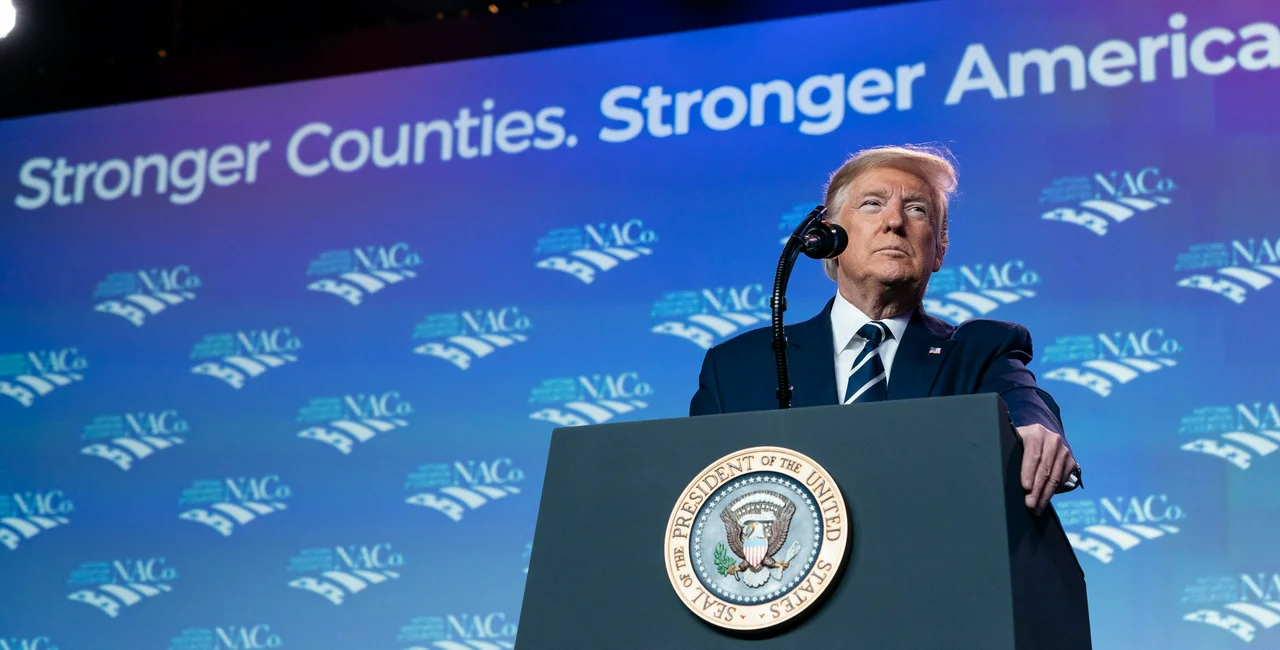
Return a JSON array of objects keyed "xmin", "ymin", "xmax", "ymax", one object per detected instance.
[{"xmin": 771, "ymin": 206, "xmax": 846, "ymax": 409}]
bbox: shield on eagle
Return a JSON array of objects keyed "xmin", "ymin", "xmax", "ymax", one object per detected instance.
[{"xmin": 744, "ymin": 534, "xmax": 767, "ymax": 567}]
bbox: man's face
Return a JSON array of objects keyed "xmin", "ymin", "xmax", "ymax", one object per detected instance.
[{"xmin": 832, "ymin": 165, "xmax": 943, "ymax": 294}]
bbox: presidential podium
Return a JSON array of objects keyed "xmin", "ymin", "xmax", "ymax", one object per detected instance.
[{"xmin": 517, "ymin": 394, "xmax": 1091, "ymax": 649}]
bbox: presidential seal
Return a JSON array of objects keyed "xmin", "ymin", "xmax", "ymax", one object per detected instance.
[{"xmin": 663, "ymin": 446, "xmax": 849, "ymax": 631}]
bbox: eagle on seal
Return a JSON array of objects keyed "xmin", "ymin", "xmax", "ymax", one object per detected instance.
[{"xmin": 720, "ymin": 490, "xmax": 796, "ymax": 587}]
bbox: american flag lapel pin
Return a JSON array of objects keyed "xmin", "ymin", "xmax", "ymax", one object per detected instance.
[{"xmin": 928, "ymin": 346, "xmax": 942, "ymax": 355}]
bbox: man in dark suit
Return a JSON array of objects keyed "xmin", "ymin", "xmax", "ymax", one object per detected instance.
[{"xmin": 691, "ymin": 145, "xmax": 1079, "ymax": 514}]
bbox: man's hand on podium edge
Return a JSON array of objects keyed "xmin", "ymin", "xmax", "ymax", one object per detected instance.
[{"xmin": 1016, "ymin": 423, "xmax": 1080, "ymax": 516}]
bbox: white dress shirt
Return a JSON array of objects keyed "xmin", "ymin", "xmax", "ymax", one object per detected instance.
[{"xmin": 831, "ymin": 292, "xmax": 912, "ymax": 402}]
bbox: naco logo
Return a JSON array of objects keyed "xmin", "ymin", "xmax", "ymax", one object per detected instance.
[
  {"xmin": 0, "ymin": 348, "xmax": 87, "ymax": 408},
  {"xmin": 1039, "ymin": 166, "xmax": 1176, "ymax": 235},
  {"xmin": 405, "ymin": 459, "xmax": 525, "ymax": 522},
  {"xmin": 528, "ymin": 372, "xmax": 652, "ymax": 426},
  {"xmin": 1055, "ymin": 494, "xmax": 1185, "ymax": 564},
  {"xmin": 1182, "ymin": 573, "xmax": 1280, "ymax": 644},
  {"xmin": 306, "ymin": 242, "xmax": 422, "ymax": 306},
  {"xmin": 399, "ymin": 613, "xmax": 518, "ymax": 650},
  {"xmin": 93, "ymin": 265, "xmax": 200, "ymax": 326},
  {"xmin": 80, "ymin": 409, "xmax": 189, "ymax": 471},
  {"xmin": 1176, "ymin": 236, "xmax": 1280, "ymax": 304},
  {"xmin": 1181, "ymin": 401, "xmax": 1280, "ymax": 470},
  {"xmin": 178, "ymin": 475, "xmax": 290, "ymax": 537},
  {"xmin": 0, "ymin": 490, "xmax": 73, "ymax": 551},
  {"xmin": 67, "ymin": 556, "xmax": 177, "ymax": 618},
  {"xmin": 923, "ymin": 260, "xmax": 1040, "ymax": 325},
  {"xmin": 286, "ymin": 543, "xmax": 403, "ymax": 606},
  {"xmin": 0, "ymin": 638, "xmax": 59, "ymax": 650},
  {"xmin": 168, "ymin": 624, "xmax": 283, "ymax": 650},
  {"xmin": 297, "ymin": 391, "xmax": 412, "ymax": 454},
  {"xmin": 413, "ymin": 307, "xmax": 530, "ymax": 370},
  {"xmin": 1039, "ymin": 328, "xmax": 1182, "ymax": 397},
  {"xmin": 190, "ymin": 327, "xmax": 302, "ymax": 389},
  {"xmin": 534, "ymin": 219, "xmax": 656, "ymax": 284},
  {"xmin": 651, "ymin": 285, "xmax": 770, "ymax": 349},
  {"xmin": 777, "ymin": 204, "xmax": 815, "ymax": 246}
]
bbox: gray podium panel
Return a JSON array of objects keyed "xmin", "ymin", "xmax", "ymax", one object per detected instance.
[{"xmin": 518, "ymin": 394, "xmax": 1089, "ymax": 649}]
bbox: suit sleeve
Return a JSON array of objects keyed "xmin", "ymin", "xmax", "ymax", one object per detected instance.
[
  {"xmin": 689, "ymin": 346, "xmax": 725, "ymax": 416},
  {"xmin": 977, "ymin": 324, "xmax": 1066, "ymax": 437}
]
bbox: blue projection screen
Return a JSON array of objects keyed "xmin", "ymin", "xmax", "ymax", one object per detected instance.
[{"xmin": 2, "ymin": 0, "xmax": 1279, "ymax": 647}]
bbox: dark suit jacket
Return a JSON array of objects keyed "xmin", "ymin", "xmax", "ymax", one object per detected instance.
[{"xmin": 689, "ymin": 298, "xmax": 1065, "ymax": 434}]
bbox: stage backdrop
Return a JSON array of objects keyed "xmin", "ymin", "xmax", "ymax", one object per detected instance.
[{"xmin": 2, "ymin": 0, "xmax": 1279, "ymax": 647}]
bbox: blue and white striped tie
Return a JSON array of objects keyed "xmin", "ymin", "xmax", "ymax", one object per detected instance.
[{"xmin": 843, "ymin": 321, "xmax": 891, "ymax": 404}]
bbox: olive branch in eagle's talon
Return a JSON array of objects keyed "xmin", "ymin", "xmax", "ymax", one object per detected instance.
[{"xmin": 714, "ymin": 542, "xmax": 738, "ymax": 576}]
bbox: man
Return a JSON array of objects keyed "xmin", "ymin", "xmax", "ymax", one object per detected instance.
[{"xmin": 690, "ymin": 145, "xmax": 1079, "ymax": 514}]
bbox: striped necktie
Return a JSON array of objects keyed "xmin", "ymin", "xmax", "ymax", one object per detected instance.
[{"xmin": 843, "ymin": 321, "xmax": 891, "ymax": 404}]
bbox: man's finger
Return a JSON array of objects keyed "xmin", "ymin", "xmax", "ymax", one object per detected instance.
[
  {"xmin": 1036, "ymin": 448, "xmax": 1072, "ymax": 515},
  {"xmin": 1053, "ymin": 453, "xmax": 1078, "ymax": 495},
  {"xmin": 1028, "ymin": 434, "xmax": 1058, "ymax": 510},
  {"xmin": 1020, "ymin": 429, "xmax": 1042, "ymax": 491}
]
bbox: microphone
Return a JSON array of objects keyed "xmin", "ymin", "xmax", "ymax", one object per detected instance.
[
  {"xmin": 799, "ymin": 221, "xmax": 848, "ymax": 259},
  {"xmin": 770, "ymin": 205, "xmax": 842, "ymax": 409}
]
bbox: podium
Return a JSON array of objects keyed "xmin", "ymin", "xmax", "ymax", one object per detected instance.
[{"xmin": 518, "ymin": 394, "xmax": 1091, "ymax": 649}]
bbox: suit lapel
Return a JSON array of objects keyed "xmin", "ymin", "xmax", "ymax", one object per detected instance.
[
  {"xmin": 784, "ymin": 298, "xmax": 840, "ymax": 408},
  {"xmin": 887, "ymin": 310, "xmax": 955, "ymax": 400}
]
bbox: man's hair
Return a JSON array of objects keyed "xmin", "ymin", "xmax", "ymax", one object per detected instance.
[{"xmin": 820, "ymin": 144, "xmax": 958, "ymax": 281}]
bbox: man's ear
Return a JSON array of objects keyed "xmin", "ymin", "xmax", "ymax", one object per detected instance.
[{"xmin": 932, "ymin": 212, "xmax": 948, "ymax": 272}]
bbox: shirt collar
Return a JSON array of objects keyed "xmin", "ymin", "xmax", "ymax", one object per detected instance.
[{"xmin": 830, "ymin": 291, "xmax": 912, "ymax": 353}]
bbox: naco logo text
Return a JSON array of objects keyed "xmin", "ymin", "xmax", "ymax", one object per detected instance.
[
  {"xmin": 1182, "ymin": 572, "xmax": 1280, "ymax": 644},
  {"xmin": 1056, "ymin": 494, "xmax": 1185, "ymax": 564},
  {"xmin": 0, "ymin": 490, "xmax": 73, "ymax": 551},
  {"xmin": 777, "ymin": 203, "xmax": 816, "ymax": 246},
  {"xmin": 168, "ymin": 623, "xmax": 283, "ymax": 650},
  {"xmin": 529, "ymin": 372, "xmax": 652, "ymax": 426},
  {"xmin": 190, "ymin": 327, "xmax": 302, "ymax": 389},
  {"xmin": 306, "ymin": 242, "xmax": 422, "ymax": 306},
  {"xmin": 67, "ymin": 556, "xmax": 177, "ymax": 618},
  {"xmin": 0, "ymin": 348, "xmax": 87, "ymax": 407},
  {"xmin": 400, "ymin": 612, "xmax": 518, "ymax": 650},
  {"xmin": 287, "ymin": 543, "xmax": 403, "ymax": 606},
  {"xmin": 0, "ymin": 638, "xmax": 59, "ymax": 650},
  {"xmin": 178, "ymin": 475, "xmax": 291, "ymax": 537},
  {"xmin": 1181, "ymin": 401, "xmax": 1280, "ymax": 470},
  {"xmin": 1039, "ymin": 166, "xmax": 1176, "ymax": 236},
  {"xmin": 406, "ymin": 459, "xmax": 525, "ymax": 522},
  {"xmin": 1176, "ymin": 236, "xmax": 1280, "ymax": 304},
  {"xmin": 413, "ymin": 306, "xmax": 530, "ymax": 370},
  {"xmin": 534, "ymin": 219, "xmax": 656, "ymax": 284},
  {"xmin": 1039, "ymin": 328, "xmax": 1182, "ymax": 397},
  {"xmin": 94, "ymin": 265, "xmax": 200, "ymax": 326},
  {"xmin": 297, "ymin": 390, "xmax": 413, "ymax": 455},
  {"xmin": 80, "ymin": 409, "xmax": 189, "ymax": 471},
  {"xmin": 923, "ymin": 260, "xmax": 1040, "ymax": 325},
  {"xmin": 651, "ymin": 285, "xmax": 770, "ymax": 349}
]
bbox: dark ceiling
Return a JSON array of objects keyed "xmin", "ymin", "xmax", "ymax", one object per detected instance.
[{"xmin": 0, "ymin": 0, "xmax": 912, "ymax": 119}]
